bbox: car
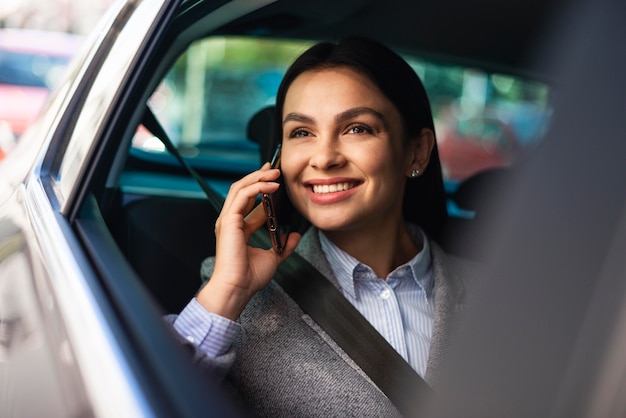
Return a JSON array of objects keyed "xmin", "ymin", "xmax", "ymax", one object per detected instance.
[
  {"xmin": 0, "ymin": 29, "xmax": 83, "ymax": 159},
  {"xmin": 0, "ymin": 0, "xmax": 624, "ymax": 416},
  {"xmin": 436, "ymin": 101, "xmax": 550, "ymax": 182}
]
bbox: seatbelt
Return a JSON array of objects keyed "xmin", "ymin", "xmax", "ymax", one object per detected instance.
[
  {"xmin": 142, "ymin": 107, "xmax": 434, "ymax": 416},
  {"xmin": 142, "ymin": 107, "xmax": 224, "ymax": 213}
]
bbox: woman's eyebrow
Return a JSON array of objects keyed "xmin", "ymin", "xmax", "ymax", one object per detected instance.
[
  {"xmin": 282, "ymin": 112, "xmax": 315, "ymax": 127},
  {"xmin": 282, "ymin": 107, "xmax": 385, "ymax": 127},
  {"xmin": 335, "ymin": 107, "xmax": 384, "ymax": 124}
]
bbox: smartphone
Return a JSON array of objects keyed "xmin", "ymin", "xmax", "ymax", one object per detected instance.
[{"xmin": 262, "ymin": 144, "xmax": 291, "ymax": 253}]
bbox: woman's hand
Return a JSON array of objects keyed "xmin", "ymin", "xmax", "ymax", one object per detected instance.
[{"xmin": 196, "ymin": 163, "xmax": 301, "ymax": 320}]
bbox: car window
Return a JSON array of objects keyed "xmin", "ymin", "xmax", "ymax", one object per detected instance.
[
  {"xmin": 132, "ymin": 36, "xmax": 552, "ymax": 187},
  {"xmin": 424, "ymin": 65, "xmax": 551, "ymax": 183},
  {"xmin": 133, "ymin": 37, "xmax": 313, "ymax": 175}
]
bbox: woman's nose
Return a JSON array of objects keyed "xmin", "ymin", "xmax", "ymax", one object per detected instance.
[{"xmin": 309, "ymin": 136, "xmax": 347, "ymax": 170}]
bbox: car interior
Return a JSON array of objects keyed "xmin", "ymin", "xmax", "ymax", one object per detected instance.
[
  {"xmin": 67, "ymin": 0, "xmax": 560, "ymax": 319},
  {"xmin": 5, "ymin": 0, "xmax": 615, "ymax": 415},
  {"xmin": 42, "ymin": 0, "xmax": 626, "ymax": 415}
]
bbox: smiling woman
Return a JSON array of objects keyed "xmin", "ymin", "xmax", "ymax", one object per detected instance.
[{"xmin": 167, "ymin": 36, "xmax": 471, "ymax": 417}]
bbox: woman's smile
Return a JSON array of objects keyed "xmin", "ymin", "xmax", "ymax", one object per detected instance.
[
  {"xmin": 304, "ymin": 178, "xmax": 363, "ymax": 204},
  {"xmin": 311, "ymin": 182, "xmax": 356, "ymax": 194}
]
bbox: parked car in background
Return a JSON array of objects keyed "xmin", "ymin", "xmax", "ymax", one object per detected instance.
[
  {"xmin": 436, "ymin": 100, "xmax": 551, "ymax": 182},
  {"xmin": 0, "ymin": 29, "xmax": 83, "ymax": 159},
  {"xmin": 0, "ymin": 0, "xmax": 624, "ymax": 416}
]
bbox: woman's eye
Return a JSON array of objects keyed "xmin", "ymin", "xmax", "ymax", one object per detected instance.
[
  {"xmin": 289, "ymin": 129, "xmax": 311, "ymax": 138},
  {"xmin": 347, "ymin": 125, "xmax": 372, "ymax": 135}
]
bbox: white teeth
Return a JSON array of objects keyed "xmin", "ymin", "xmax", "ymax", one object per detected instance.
[{"xmin": 312, "ymin": 182, "xmax": 354, "ymax": 194}]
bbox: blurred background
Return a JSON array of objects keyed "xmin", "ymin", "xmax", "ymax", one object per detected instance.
[
  {"xmin": 0, "ymin": 0, "xmax": 115, "ymax": 159},
  {"xmin": 0, "ymin": 0, "xmax": 114, "ymax": 34}
]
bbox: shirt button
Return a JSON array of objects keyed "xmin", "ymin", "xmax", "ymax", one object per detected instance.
[
  {"xmin": 380, "ymin": 289, "xmax": 392, "ymax": 299},
  {"xmin": 186, "ymin": 336, "xmax": 195, "ymax": 343}
]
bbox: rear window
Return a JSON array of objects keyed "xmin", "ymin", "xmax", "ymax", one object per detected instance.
[{"xmin": 135, "ymin": 36, "xmax": 552, "ymax": 184}]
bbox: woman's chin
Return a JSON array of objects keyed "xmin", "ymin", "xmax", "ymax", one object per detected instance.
[{"xmin": 307, "ymin": 215, "xmax": 356, "ymax": 233}]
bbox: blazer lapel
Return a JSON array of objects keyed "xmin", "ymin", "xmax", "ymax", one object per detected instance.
[{"xmin": 295, "ymin": 228, "xmax": 342, "ymax": 290}]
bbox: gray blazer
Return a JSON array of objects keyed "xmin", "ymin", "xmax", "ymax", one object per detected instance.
[{"xmin": 174, "ymin": 228, "xmax": 470, "ymax": 417}]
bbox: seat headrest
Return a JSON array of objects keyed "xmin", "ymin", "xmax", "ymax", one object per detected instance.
[
  {"xmin": 453, "ymin": 167, "xmax": 513, "ymax": 212},
  {"xmin": 247, "ymin": 106, "xmax": 277, "ymax": 163}
]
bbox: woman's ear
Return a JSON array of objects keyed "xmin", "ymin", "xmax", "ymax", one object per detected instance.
[{"xmin": 406, "ymin": 128, "xmax": 435, "ymax": 177}]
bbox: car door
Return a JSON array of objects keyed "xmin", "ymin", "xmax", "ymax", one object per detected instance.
[{"xmin": 1, "ymin": 0, "xmax": 242, "ymax": 417}]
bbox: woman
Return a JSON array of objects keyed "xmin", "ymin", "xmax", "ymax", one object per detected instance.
[{"xmin": 171, "ymin": 37, "xmax": 468, "ymax": 417}]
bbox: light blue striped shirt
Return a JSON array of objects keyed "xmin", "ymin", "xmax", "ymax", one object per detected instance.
[
  {"xmin": 174, "ymin": 224, "xmax": 434, "ymax": 377},
  {"xmin": 173, "ymin": 297, "xmax": 240, "ymax": 356},
  {"xmin": 318, "ymin": 226, "xmax": 435, "ymax": 377}
]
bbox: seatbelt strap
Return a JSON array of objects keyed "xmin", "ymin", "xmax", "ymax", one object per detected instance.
[
  {"xmin": 143, "ymin": 107, "xmax": 434, "ymax": 416},
  {"xmin": 142, "ymin": 107, "xmax": 224, "ymax": 212}
]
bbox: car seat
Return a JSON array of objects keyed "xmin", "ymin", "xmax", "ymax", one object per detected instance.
[{"xmin": 441, "ymin": 167, "xmax": 515, "ymax": 259}]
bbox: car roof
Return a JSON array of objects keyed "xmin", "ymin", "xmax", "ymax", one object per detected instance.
[
  {"xmin": 0, "ymin": 28, "xmax": 83, "ymax": 57},
  {"xmin": 208, "ymin": 0, "xmax": 572, "ymax": 80}
]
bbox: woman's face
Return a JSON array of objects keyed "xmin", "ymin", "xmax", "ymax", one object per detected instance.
[{"xmin": 280, "ymin": 66, "xmax": 418, "ymax": 233}]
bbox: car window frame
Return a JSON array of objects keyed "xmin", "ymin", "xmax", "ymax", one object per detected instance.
[
  {"xmin": 41, "ymin": 0, "xmax": 169, "ymax": 217},
  {"xmin": 15, "ymin": 0, "xmax": 188, "ymax": 416}
]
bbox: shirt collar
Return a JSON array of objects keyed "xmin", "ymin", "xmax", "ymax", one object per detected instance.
[
  {"xmin": 318, "ymin": 224, "xmax": 433, "ymax": 299},
  {"xmin": 318, "ymin": 231, "xmax": 360, "ymax": 297}
]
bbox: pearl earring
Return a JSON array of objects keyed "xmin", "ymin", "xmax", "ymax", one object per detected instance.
[{"xmin": 410, "ymin": 169, "xmax": 420, "ymax": 178}]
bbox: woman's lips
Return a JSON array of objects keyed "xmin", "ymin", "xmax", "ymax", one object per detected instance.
[
  {"xmin": 305, "ymin": 179, "xmax": 362, "ymax": 204},
  {"xmin": 311, "ymin": 181, "xmax": 356, "ymax": 194}
]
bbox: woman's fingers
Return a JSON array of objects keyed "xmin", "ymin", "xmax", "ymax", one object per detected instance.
[
  {"xmin": 221, "ymin": 165, "xmax": 280, "ymax": 215},
  {"xmin": 216, "ymin": 166, "xmax": 280, "ymax": 231},
  {"xmin": 243, "ymin": 202, "xmax": 268, "ymax": 231},
  {"xmin": 204, "ymin": 165, "xmax": 295, "ymax": 320},
  {"xmin": 278, "ymin": 232, "xmax": 302, "ymax": 260}
]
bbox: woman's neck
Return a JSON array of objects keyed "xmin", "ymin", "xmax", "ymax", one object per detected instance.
[{"xmin": 323, "ymin": 220, "xmax": 421, "ymax": 279}]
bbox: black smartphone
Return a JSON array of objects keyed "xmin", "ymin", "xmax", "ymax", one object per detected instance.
[{"xmin": 262, "ymin": 144, "xmax": 291, "ymax": 253}]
